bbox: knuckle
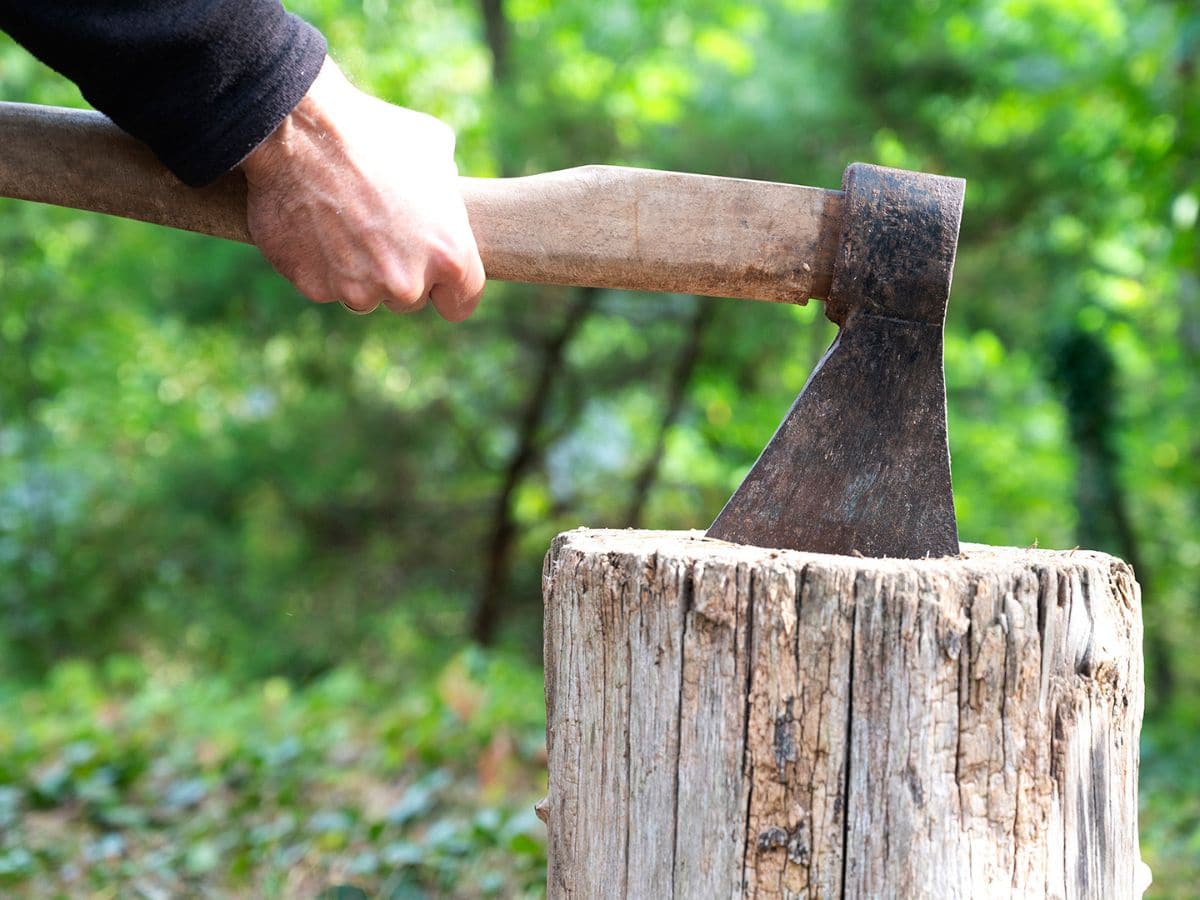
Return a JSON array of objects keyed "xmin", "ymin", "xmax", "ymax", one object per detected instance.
[
  {"xmin": 427, "ymin": 236, "xmax": 471, "ymax": 283},
  {"xmin": 435, "ymin": 252, "xmax": 469, "ymax": 284},
  {"xmin": 384, "ymin": 273, "xmax": 426, "ymax": 310}
]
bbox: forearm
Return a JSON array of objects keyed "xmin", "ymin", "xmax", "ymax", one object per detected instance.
[{"xmin": 0, "ymin": 0, "xmax": 326, "ymax": 186}]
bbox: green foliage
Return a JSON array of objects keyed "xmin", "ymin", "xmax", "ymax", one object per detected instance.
[
  {"xmin": 1, "ymin": 0, "xmax": 1198, "ymax": 894},
  {"xmin": 1141, "ymin": 711, "xmax": 1200, "ymax": 899},
  {"xmin": 0, "ymin": 646, "xmax": 547, "ymax": 896}
]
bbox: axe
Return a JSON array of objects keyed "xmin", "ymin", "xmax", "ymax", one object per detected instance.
[{"xmin": 0, "ymin": 102, "xmax": 965, "ymax": 559}]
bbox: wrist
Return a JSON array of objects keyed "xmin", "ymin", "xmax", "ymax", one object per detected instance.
[{"xmin": 242, "ymin": 56, "xmax": 351, "ymax": 181}]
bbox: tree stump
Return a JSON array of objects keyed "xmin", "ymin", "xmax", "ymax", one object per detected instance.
[{"xmin": 539, "ymin": 529, "xmax": 1145, "ymax": 899}]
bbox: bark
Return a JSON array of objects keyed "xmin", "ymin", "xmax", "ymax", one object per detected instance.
[
  {"xmin": 1051, "ymin": 326, "xmax": 1173, "ymax": 706},
  {"xmin": 623, "ymin": 301, "xmax": 713, "ymax": 527},
  {"xmin": 540, "ymin": 529, "xmax": 1147, "ymax": 898},
  {"xmin": 479, "ymin": 0, "xmax": 510, "ymax": 85},
  {"xmin": 471, "ymin": 287, "xmax": 596, "ymax": 645},
  {"xmin": 470, "ymin": 0, "xmax": 600, "ymax": 644}
]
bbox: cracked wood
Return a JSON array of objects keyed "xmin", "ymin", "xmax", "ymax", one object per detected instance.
[{"xmin": 540, "ymin": 529, "xmax": 1145, "ymax": 898}]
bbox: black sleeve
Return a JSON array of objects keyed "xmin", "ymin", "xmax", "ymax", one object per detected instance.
[{"xmin": 0, "ymin": 1, "xmax": 328, "ymax": 187}]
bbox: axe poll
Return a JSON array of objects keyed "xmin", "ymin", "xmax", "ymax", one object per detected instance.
[{"xmin": 0, "ymin": 101, "xmax": 965, "ymax": 559}]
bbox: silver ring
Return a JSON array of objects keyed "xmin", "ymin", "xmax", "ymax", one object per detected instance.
[{"xmin": 339, "ymin": 299, "xmax": 382, "ymax": 316}]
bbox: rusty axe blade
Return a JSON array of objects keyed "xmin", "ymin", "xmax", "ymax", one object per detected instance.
[{"xmin": 707, "ymin": 164, "xmax": 965, "ymax": 558}]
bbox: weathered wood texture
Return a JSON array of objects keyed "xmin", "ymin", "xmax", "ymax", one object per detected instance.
[
  {"xmin": 462, "ymin": 166, "xmax": 839, "ymax": 302},
  {"xmin": 541, "ymin": 529, "xmax": 1144, "ymax": 899}
]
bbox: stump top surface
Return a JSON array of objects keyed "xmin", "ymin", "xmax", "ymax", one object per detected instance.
[{"xmin": 552, "ymin": 528, "xmax": 1129, "ymax": 577}]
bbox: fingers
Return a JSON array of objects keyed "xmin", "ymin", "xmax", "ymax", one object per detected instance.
[
  {"xmin": 241, "ymin": 68, "xmax": 487, "ymax": 323},
  {"xmin": 428, "ymin": 228, "xmax": 486, "ymax": 322},
  {"xmin": 381, "ymin": 289, "xmax": 428, "ymax": 316},
  {"xmin": 377, "ymin": 212, "xmax": 484, "ymax": 319},
  {"xmin": 336, "ymin": 277, "xmax": 384, "ymax": 313},
  {"xmin": 258, "ymin": 226, "xmax": 484, "ymax": 319},
  {"xmin": 379, "ymin": 256, "xmax": 438, "ymax": 315}
]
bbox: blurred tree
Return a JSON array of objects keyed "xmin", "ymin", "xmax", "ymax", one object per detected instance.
[{"xmin": 0, "ymin": 0, "xmax": 1195, "ymax": 709}]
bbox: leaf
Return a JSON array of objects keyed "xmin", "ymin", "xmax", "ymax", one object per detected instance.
[
  {"xmin": 162, "ymin": 777, "xmax": 208, "ymax": 811},
  {"xmin": 380, "ymin": 841, "xmax": 424, "ymax": 868},
  {"xmin": 0, "ymin": 847, "xmax": 34, "ymax": 878},
  {"xmin": 385, "ymin": 770, "xmax": 451, "ymax": 827},
  {"xmin": 317, "ymin": 886, "xmax": 369, "ymax": 900},
  {"xmin": 0, "ymin": 786, "xmax": 22, "ymax": 828},
  {"xmin": 185, "ymin": 840, "xmax": 220, "ymax": 875},
  {"xmin": 85, "ymin": 832, "xmax": 125, "ymax": 863},
  {"xmin": 308, "ymin": 809, "xmax": 355, "ymax": 836}
]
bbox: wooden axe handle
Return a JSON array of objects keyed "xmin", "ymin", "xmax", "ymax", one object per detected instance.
[{"xmin": 0, "ymin": 102, "xmax": 843, "ymax": 302}]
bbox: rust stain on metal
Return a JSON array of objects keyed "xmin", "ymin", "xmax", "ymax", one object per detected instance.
[{"xmin": 707, "ymin": 163, "xmax": 965, "ymax": 559}]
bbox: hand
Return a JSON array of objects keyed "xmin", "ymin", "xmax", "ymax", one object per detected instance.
[{"xmin": 240, "ymin": 57, "xmax": 485, "ymax": 320}]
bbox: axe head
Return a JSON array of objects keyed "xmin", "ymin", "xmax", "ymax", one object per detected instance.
[{"xmin": 707, "ymin": 163, "xmax": 965, "ymax": 558}]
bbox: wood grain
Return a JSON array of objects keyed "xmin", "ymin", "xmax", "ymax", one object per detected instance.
[
  {"xmin": 0, "ymin": 102, "xmax": 841, "ymax": 303},
  {"xmin": 462, "ymin": 166, "xmax": 840, "ymax": 302},
  {"xmin": 541, "ymin": 529, "xmax": 1147, "ymax": 899}
]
